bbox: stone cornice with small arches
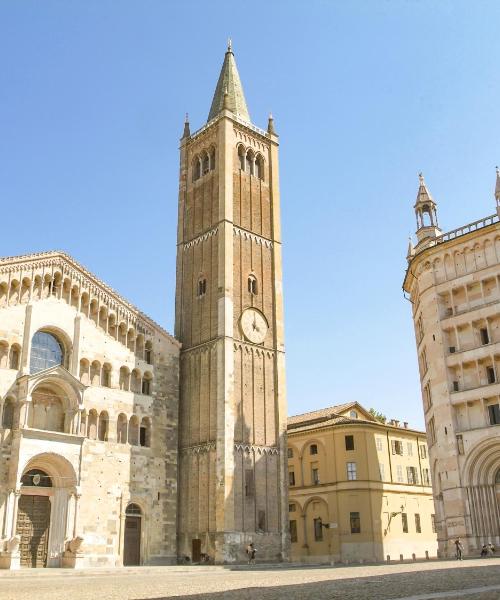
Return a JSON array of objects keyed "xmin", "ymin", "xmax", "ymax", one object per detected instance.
[
  {"xmin": 181, "ymin": 227, "xmax": 219, "ymax": 251},
  {"xmin": 233, "ymin": 123, "xmax": 271, "ymax": 151},
  {"xmin": 233, "ymin": 341, "xmax": 275, "ymax": 358},
  {"xmin": 233, "ymin": 226, "xmax": 273, "ymax": 248},
  {"xmin": 179, "ymin": 441, "xmax": 279, "ymax": 456},
  {"xmin": 179, "ymin": 441, "xmax": 216, "ymax": 455},
  {"xmin": 0, "ymin": 251, "xmax": 178, "ymax": 345},
  {"xmin": 234, "ymin": 443, "xmax": 279, "ymax": 455}
]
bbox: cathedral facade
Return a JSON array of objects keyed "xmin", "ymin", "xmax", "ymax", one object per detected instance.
[
  {"xmin": 0, "ymin": 251, "xmax": 179, "ymax": 569},
  {"xmin": 0, "ymin": 44, "xmax": 288, "ymax": 568}
]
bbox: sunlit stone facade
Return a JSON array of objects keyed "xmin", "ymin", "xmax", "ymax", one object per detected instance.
[
  {"xmin": 288, "ymin": 402, "xmax": 437, "ymax": 564},
  {"xmin": 0, "ymin": 251, "xmax": 179, "ymax": 569},
  {"xmin": 403, "ymin": 173, "xmax": 500, "ymax": 557},
  {"xmin": 175, "ymin": 43, "xmax": 289, "ymax": 563}
]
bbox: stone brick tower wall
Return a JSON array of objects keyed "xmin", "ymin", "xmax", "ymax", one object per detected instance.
[{"xmin": 175, "ymin": 44, "xmax": 289, "ymax": 563}]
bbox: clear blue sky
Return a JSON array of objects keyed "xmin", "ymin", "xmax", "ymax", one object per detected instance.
[{"xmin": 2, "ymin": 1, "xmax": 499, "ymax": 429}]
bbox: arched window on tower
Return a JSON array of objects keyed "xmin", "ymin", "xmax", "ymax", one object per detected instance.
[
  {"xmin": 238, "ymin": 146, "xmax": 245, "ymax": 171},
  {"xmin": 246, "ymin": 150, "xmax": 255, "ymax": 176},
  {"xmin": 210, "ymin": 147, "xmax": 216, "ymax": 171},
  {"xmin": 193, "ymin": 156, "xmax": 202, "ymax": 182},
  {"xmin": 197, "ymin": 277, "xmax": 207, "ymax": 298},
  {"xmin": 255, "ymin": 155, "xmax": 264, "ymax": 180},
  {"xmin": 248, "ymin": 275, "xmax": 258, "ymax": 296},
  {"xmin": 202, "ymin": 151, "xmax": 210, "ymax": 175}
]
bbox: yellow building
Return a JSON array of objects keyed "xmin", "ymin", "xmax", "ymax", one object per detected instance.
[{"xmin": 287, "ymin": 402, "xmax": 437, "ymax": 564}]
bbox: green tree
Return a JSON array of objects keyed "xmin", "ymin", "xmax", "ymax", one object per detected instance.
[{"xmin": 369, "ymin": 408, "xmax": 387, "ymax": 424}]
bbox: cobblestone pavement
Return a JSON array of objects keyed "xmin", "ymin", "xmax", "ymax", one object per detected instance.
[{"xmin": 0, "ymin": 558, "xmax": 499, "ymax": 600}]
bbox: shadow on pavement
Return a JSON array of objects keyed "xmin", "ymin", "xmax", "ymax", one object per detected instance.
[{"xmin": 132, "ymin": 565, "xmax": 500, "ymax": 600}]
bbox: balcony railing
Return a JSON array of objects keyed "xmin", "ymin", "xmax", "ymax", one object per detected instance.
[{"xmin": 435, "ymin": 213, "xmax": 499, "ymax": 245}]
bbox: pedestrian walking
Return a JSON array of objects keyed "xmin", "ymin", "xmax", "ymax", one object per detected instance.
[
  {"xmin": 246, "ymin": 542, "xmax": 257, "ymax": 565},
  {"xmin": 481, "ymin": 544, "xmax": 488, "ymax": 557},
  {"xmin": 454, "ymin": 538, "xmax": 464, "ymax": 560},
  {"xmin": 488, "ymin": 543, "xmax": 496, "ymax": 556}
]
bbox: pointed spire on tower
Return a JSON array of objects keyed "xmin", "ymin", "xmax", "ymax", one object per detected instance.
[
  {"xmin": 415, "ymin": 172, "xmax": 434, "ymax": 206},
  {"xmin": 182, "ymin": 113, "xmax": 190, "ymax": 139},
  {"xmin": 413, "ymin": 172, "xmax": 441, "ymax": 243},
  {"xmin": 267, "ymin": 112, "xmax": 276, "ymax": 135},
  {"xmin": 207, "ymin": 41, "xmax": 250, "ymax": 122}
]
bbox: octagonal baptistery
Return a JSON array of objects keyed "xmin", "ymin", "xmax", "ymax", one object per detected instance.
[{"xmin": 0, "ymin": 251, "xmax": 179, "ymax": 569}]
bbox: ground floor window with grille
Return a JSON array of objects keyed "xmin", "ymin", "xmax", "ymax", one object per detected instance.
[
  {"xmin": 313, "ymin": 518, "xmax": 323, "ymax": 541},
  {"xmin": 415, "ymin": 513, "xmax": 421, "ymax": 533},
  {"xmin": 350, "ymin": 512, "xmax": 360, "ymax": 534},
  {"xmin": 290, "ymin": 520, "xmax": 297, "ymax": 543},
  {"xmin": 402, "ymin": 512, "xmax": 408, "ymax": 533}
]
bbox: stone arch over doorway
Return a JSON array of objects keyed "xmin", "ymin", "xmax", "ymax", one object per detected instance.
[
  {"xmin": 463, "ymin": 438, "xmax": 500, "ymax": 547},
  {"xmin": 14, "ymin": 453, "xmax": 78, "ymax": 568}
]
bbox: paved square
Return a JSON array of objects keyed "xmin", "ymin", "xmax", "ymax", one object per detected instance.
[{"xmin": 0, "ymin": 559, "xmax": 499, "ymax": 600}]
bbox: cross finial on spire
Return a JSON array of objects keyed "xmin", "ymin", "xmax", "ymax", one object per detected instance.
[
  {"xmin": 227, "ymin": 38, "xmax": 232, "ymax": 52},
  {"xmin": 419, "ymin": 172, "xmax": 424, "ymax": 183}
]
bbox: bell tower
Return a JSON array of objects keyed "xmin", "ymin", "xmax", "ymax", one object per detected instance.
[{"xmin": 175, "ymin": 42, "xmax": 288, "ymax": 563}]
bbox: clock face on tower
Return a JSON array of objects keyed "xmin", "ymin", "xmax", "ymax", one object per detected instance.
[{"xmin": 240, "ymin": 308, "xmax": 268, "ymax": 344}]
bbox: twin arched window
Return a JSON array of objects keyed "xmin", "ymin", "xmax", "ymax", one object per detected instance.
[
  {"xmin": 192, "ymin": 148, "xmax": 216, "ymax": 182},
  {"xmin": 30, "ymin": 331, "xmax": 64, "ymax": 374},
  {"xmin": 238, "ymin": 146, "xmax": 264, "ymax": 180}
]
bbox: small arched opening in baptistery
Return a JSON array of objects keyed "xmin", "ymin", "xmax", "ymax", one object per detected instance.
[{"xmin": 16, "ymin": 453, "xmax": 78, "ymax": 568}]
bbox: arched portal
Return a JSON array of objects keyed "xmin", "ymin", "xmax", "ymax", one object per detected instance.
[
  {"xmin": 123, "ymin": 503, "xmax": 142, "ymax": 566},
  {"xmin": 15, "ymin": 454, "xmax": 77, "ymax": 568},
  {"xmin": 463, "ymin": 438, "xmax": 500, "ymax": 546}
]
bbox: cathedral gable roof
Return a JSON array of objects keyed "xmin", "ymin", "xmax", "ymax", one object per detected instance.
[{"xmin": 0, "ymin": 250, "xmax": 178, "ymax": 345}]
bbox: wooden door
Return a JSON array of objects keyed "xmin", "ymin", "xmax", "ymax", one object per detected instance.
[
  {"xmin": 124, "ymin": 516, "xmax": 141, "ymax": 566},
  {"xmin": 192, "ymin": 538, "xmax": 201, "ymax": 563},
  {"xmin": 16, "ymin": 495, "xmax": 51, "ymax": 568}
]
